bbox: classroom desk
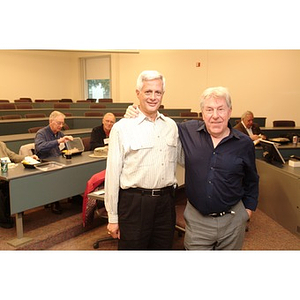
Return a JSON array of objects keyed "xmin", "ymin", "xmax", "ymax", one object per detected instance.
[
  {"xmin": 0, "ymin": 115, "xmax": 201, "ymax": 136},
  {"xmin": 0, "ymin": 107, "xmax": 191, "ymax": 119},
  {"xmin": 260, "ymin": 126, "xmax": 300, "ymax": 138},
  {"xmin": 0, "ymin": 151, "xmax": 106, "ymax": 246},
  {"xmin": 0, "ymin": 128, "xmax": 92, "ymax": 153},
  {"xmin": 255, "ymin": 142, "xmax": 300, "ymax": 159},
  {"xmin": 256, "ymin": 159, "xmax": 300, "ymax": 237}
]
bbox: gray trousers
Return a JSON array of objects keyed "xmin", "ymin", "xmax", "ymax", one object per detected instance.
[{"xmin": 184, "ymin": 200, "xmax": 249, "ymax": 250}]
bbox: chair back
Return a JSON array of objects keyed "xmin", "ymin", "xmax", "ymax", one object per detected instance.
[
  {"xmin": 0, "ymin": 103, "xmax": 16, "ymax": 109},
  {"xmin": 180, "ymin": 112, "xmax": 199, "ymax": 117},
  {"xmin": 0, "ymin": 114, "xmax": 22, "ymax": 120},
  {"xmin": 82, "ymin": 170, "xmax": 106, "ymax": 227},
  {"xmin": 81, "ymin": 136, "xmax": 91, "ymax": 151},
  {"xmin": 15, "ymin": 104, "xmax": 33, "ymax": 109},
  {"xmin": 273, "ymin": 120, "xmax": 296, "ymax": 127},
  {"xmin": 19, "ymin": 143, "xmax": 35, "ymax": 156},
  {"xmin": 84, "ymin": 112, "xmax": 104, "ymax": 117},
  {"xmin": 90, "ymin": 104, "xmax": 106, "ymax": 109},
  {"xmin": 28, "ymin": 127, "xmax": 43, "ymax": 133},
  {"xmin": 25, "ymin": 113, "xmax": 47, "ymax": 118},
  {"xmin": 54, "ymin": 103, "xmax": 70, "ymax": 109}
]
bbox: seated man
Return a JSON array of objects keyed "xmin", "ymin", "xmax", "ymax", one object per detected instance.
[
  {"xmin": 35, "ymin": 111, "xmax": 73, "ymax": 214},
  {"xmin": 0, "ymin": 142, "xmax": 38, "ymax": 228},
  {"xmin": 90, "ymin": 112, "xmax": 116, "ymax": 150},
  {"xmin": 233, "ymin": 111, "xmax": 266, "ymax": 144}
]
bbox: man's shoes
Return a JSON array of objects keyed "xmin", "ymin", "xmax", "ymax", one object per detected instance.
[{"xmin": 51, "ymin": 202, "xmax": 63, "ymax": 215}]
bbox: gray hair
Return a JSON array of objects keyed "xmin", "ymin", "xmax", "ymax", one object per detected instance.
[
  {"xmin": 49, "ymin": 110, "xmax": 65, "ymax": 121},
  {"xmin": 136, "ymin": 70, "xmax": 165, "ymax": 92},
  {"xmin": 241, "ymin": 110, "xmax": 254, "ymax": 120},
  {"xmin": 200, "ymin": 86, "xmax": 232, "ymax": 110}
]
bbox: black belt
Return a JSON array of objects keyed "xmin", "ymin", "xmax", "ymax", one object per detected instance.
[
  {"xmin": 126, "ymin": 186, "xmax": 174, "ymax": 197},
  {"xmin": 208, "ymin": 210, "xmax": 235, "ymax": 217}
]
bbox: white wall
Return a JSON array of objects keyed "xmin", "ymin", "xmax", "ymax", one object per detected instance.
[
  {"xmin": 0, "ymin": 50, "xmax": 299, "ymax": 127},
  {"xmin": 115, "ymin": 50, "xmax": 300, "ymax": 127}
]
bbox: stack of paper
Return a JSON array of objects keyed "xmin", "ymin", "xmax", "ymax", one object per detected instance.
[{"xmin": 289, "ymin": 159, "xmax": 300, "ymax": 167}]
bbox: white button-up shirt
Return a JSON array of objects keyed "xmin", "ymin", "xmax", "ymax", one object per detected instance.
[{"xmin": 104, "ymin": 110, "xmax": 179, "ymax": 223}]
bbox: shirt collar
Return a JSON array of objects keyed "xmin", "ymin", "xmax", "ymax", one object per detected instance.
[
  {"xmin": 136, "ymin": 107, "xmax": 166, "ymax": 124},
  {"xmin": 197, "ymin": 121, "xmax": 240, "ymax": 140}
]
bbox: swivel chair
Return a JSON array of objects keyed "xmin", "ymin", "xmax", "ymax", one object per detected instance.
[
  {"xmin": 273, "ymin": 120, "xmax": 296, "ymax": 127},
  {"xmin": 82, "ymin": 170, "xmax": 114, "ymax": 249}
]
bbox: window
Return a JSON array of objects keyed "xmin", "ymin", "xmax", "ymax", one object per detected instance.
[
  {"xmin": 81, "ymin": 56, "xmax": 111, "ymax": 101},
  {"xmin": 87, "ymin": 79, "xmax": 110, "ymax": 99}
]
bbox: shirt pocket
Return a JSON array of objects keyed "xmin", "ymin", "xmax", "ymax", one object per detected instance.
[
  {"xmin": 166, "ymin": 136, "xmax": 177, "ymax": 163},
  {"xmin": 130, "ymin": 140, "xmax": 154, "ymax": 167}
]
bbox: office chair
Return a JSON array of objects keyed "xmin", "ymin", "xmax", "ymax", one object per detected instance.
[
  {"xmin": 28, "ymin": 126, "xmax": 43, "ymax": 133},
  {"xmin": 24, "ymin": 113, "xmax": 47, "ymax": 118},
  {"xmin": 15, "ymin": 104, "xmax": 33, "ymax": 109},
  {"xmin": 82, "ymin": 170, "xmax": 114, "ymax": 248},
  {"xmin": 273, "ymin": 120, "xmax": 296, "ymax": 127},
  {"xmin": 19, "ymin": 143, "xmax": 35, "ymax": 156},
  {"xmin": 0, "ymin": 103, "xmax": 16, "ymax": 109},
  {"xmin": 0, "ymin": 114, "xmax": 22, "ymax": 120},
  {"xmin": 15, "ymin": 98, "xmax": 32, "ymax": 102},
  {"xmin": 81, "ymin": 136, "xmax": 91, "ymax": 151},
  {"xmin": 54, "ymin": 103, "xmax": 70, "ymax": 109},
  {"xmin": 90, "ymin": 104, "xmax": 106, "ymax": 109},
  {"xmin": 84, "ymin": 112, "xmax": 104, "ymax": 117},
  {"xmin": 180, "ymin": 112, "xmax": 199, "ymax": 117}
]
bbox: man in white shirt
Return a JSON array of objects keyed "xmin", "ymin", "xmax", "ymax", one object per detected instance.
[{"xmin": 104, "ymin": 70, "xmax": 178, "ymax": 249}]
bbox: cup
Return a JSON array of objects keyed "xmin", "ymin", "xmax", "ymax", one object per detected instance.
[{"xmin": 64, "ymin": 150, "xmax": 72, "ymax": 160}]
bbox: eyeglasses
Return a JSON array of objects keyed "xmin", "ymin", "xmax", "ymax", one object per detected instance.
[{"xmin": 54, "ymin": 121, "xmax": 64, "ymax": 126}]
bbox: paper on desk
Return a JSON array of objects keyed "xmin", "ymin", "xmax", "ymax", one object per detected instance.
[{"xmin": 92, "ymin": 189, "xmax": 105, "ymax": 195}]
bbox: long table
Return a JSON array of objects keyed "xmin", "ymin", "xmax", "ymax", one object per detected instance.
[{"xmin": 0, "ymin": 151, "xmax": 106, "ymax": 246}]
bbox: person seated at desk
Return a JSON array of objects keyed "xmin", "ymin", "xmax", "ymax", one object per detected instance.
[
  {"xmin": 234, "ymin": 110, "xmax": 266, "ymax": 145},
  {"xmin": 35, "ymin": 111, "xmax": 74, "ymax": 214},
  {"xmin": 90, "ymin": 112, "xmax": 116, "ymax": 150},
  {"xmin": 0, "ymin": 142, "xmax": 39, "ymax": 229}
]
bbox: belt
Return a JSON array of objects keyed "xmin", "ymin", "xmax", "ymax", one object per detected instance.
[
  {"xmin": 127, "ymin": 186, "xmax": 174, "ymax": 197},
  {"xmin": 208, "ymin": 210, "xmax": 236, "ymax": 217}
]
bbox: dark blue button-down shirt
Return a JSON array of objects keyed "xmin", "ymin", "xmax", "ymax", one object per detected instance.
[
  {"xmin": 35, "ymin": 125, "xmax": 65, "ymax": 159},
  {"xmin": 178, "ymin": 120, "xmax": 259, "ymax": 215}
]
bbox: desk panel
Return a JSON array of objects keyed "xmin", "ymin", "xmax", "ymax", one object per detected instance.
[
  {"xmin": 0, "ymin": 152, "xmax": 106, "ymax": 242},
  {"xmin": 255, "ymin": 142, "xmax": 300, "ymax": 159},
  {"xmin": 256, "ymin": 159, "xmax": 300, "ymax": 237},
  {"xmin": 8, "ymin": 153, "xmax": 106, "ymax": 214}
]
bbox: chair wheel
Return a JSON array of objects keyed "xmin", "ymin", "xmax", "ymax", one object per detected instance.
[{"xmin": 93, "ymin": 242, "xmax": 99, "ymax": 249}]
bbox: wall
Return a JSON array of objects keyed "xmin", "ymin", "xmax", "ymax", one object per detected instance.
[
  {"xmin": 0, "ymin": 50, "xmax": 299, "ymax": 127},
  {"xmin": 115, "ymin": 50, "xmax": 300, "ymax": 127},
  {"xmin": 0, "ymin": 50, "xmax": 80, "ymax": 101}
]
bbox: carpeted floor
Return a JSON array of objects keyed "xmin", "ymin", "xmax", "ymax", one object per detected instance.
[{"xmin": 1, "ymin": 197, "xmax": 300, "ymax": 251}]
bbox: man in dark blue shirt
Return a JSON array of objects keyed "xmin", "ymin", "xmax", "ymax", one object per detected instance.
[
  {"xmin": 35, "ymin": 111, "xmax": 74, "ymax": 214},
  {"xmin": 35, "ymin": 111, "xmax": 73, "ymax": 159},
  {"xmin": 177, "ymin": 86, "xmax": 259, "ymax": 250}
]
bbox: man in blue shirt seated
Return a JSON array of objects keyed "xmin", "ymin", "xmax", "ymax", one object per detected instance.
[{"xmin": 35, "ymin": 111, "xmax": 74, "ymax": 214}]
